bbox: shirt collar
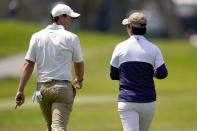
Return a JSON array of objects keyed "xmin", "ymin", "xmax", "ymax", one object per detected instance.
[
  {"xmin": 130, "ymin": 35, "xmax": 145, "ymax": 40},
  {"xmin": 46, "ymin": 24, "xmax": 65, "ymax": 30}
]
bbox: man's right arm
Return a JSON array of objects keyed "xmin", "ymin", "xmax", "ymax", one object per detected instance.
[{"xmin": 15, "ymin": 60, "xmax": 35, "ymax": 108}]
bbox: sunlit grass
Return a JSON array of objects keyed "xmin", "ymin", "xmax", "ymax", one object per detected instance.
[{"xmin": 0, "ymin": 21, "xmax": 197, "ymax": 131}]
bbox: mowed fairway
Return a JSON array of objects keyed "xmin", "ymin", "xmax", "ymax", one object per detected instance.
[{"xmin": 0, "ymin": 21, "xmax": 197, "ymax": 131}]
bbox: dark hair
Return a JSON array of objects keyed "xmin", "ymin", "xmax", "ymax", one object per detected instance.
[
  {"xmin": 51, "ymin": 14, "xmax": 58, "ymax": 22},
  {"xmin": 50, "ymin": 14, "xmax": 68, "ymax": 22},
  {"xmin": 132, "ymin": 26, "xmax": 146, "ymax": 35},
  {"xmin": 62, "ymin": 14, "xmax": 68, "ymax": 17}
]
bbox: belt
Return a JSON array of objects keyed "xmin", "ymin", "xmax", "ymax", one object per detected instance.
[{"xmin": 38, "ymin": 80, "xmax": 70, "ymax": 84}]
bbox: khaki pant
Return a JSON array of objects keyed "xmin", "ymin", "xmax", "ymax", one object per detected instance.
[{"xmin": 37, "ymin": 80, "xmax": 76, "ymax": 131}]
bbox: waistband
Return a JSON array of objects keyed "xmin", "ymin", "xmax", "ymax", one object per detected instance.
[{"xmin": 37, "ymin": 80, "xmax": 71, "ymax": 84}]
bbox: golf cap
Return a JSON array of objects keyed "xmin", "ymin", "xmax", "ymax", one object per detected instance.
[
  {"xmin": 122, "ymin": 12, "xmax": 147, "ymax": 28},
  {"xmin": 51, "ymin": 4, "xmax": 80, "ymax": 18}
]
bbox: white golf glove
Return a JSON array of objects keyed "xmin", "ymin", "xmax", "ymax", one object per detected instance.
[{"xmin": 32, "ymin": 90, "xmax": 43, "ymax": 103}]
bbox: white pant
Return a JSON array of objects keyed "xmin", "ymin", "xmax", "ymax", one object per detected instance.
[{"xmin": 118, "ymin": 101, "xmax": 156, "ymax": 131}]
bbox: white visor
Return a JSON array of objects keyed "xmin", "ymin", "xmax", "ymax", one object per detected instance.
[
  {"xmin": 51, "ymin": 4, "xmax": 80, "ymax": 18},
  {"xmin": 122, "ymin": 19, "xmax": 130, "ymax": 25},
  {"xmin": 69, "ymin": 12, "xmax": 80, "ymax": 18}
]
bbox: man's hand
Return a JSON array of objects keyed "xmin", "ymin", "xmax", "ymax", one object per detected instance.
[
  {"xmin": 74, "ymin": 78, "xmax": 83, "ymax": 89},
  {"xmin": 15, "ymin": 91, "xmax": 25, "ymax": 109}
]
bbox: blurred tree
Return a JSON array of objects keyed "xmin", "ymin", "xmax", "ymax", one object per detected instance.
[
  {"xmin": 0, "ymin": 0, "xmax": 184, "ymax": 38},
  {"xmin": 109, "ymin": 0, "xmax": 128, "ymax": 32},
  {"xmin": 153, "ymin": 0, "xmax": 183, "ymax": 38},
  {"xmin": 78, "ymin": 0, "xmax": 102, "ymax": 30}
]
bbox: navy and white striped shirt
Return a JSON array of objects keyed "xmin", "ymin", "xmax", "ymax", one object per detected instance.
[{"xmin": 110, "ymin": 35, "xmax": 168, "ymax": 103}]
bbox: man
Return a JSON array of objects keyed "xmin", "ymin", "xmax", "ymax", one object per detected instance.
[
  {"xmin": 15, "ymin": 4, "xmax": 84, "ymax": 131},
  {"xmin": 110, "ymin": 12, "xmax": 168, "ymax": 131}
]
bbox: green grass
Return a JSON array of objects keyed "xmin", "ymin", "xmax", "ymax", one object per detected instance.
[
  {"xmin": 0, "ymin": 21, "xmax": 43, "ymax": 58},
  {"xmin": 0, "ymin": 21, "xmax": 197, "ymax": 131}
]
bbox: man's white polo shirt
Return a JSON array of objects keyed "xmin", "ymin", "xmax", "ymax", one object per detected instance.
[{"xmin": 25, "ymin": 25, "xmax": 83, "ymax": 82}]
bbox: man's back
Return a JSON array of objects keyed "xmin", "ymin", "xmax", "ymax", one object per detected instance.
[{"xmin": 25, "ymin": 24, "xmax": 83, "ymax": 82}]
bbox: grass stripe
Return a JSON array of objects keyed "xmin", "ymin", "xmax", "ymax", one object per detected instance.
[{"xmin": 0, "ymin": 94, "xmax": 117, "ymax": 110}]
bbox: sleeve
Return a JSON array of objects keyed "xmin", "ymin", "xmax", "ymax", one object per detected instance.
[
  {"xmin": 154, "ymin": 64, "xmax": 168, "ymax": 79},
  {"xmin": 154, "ymin": 46, "xmax": 164, "ymax": 69},
  {"xmin": 110, "ymin": 46, "xmax": 120, "ymax": 80},
  {"xmin": 110, "ymin": 66, "xmax": 119, "ymax": 80},
  {"xmin": 72, "ymin": 36, "xmax": 83, "ymax": 62},
  {"xmin": 110, "ymin": 46, "xmax": 119, "ymax": 68},
  {"xmin": 25, "ymin": 34, "xmax": 37, "ymax": 62}
]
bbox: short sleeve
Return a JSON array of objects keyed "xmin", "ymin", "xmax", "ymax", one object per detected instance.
[
  {"xmin": 154, "ymin": 47, "xmax": 164, "ymax": 69},
  {"xmin": 110, "ymin": 45, "xmax": 119, "ymax": 68},
  {"xmin": 25, "ymin": 34, "xmax": 37, "ymax": 62},
  {"xmin": 72, "ymin": 36, "xmax": 83, "ymax": 62}
]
